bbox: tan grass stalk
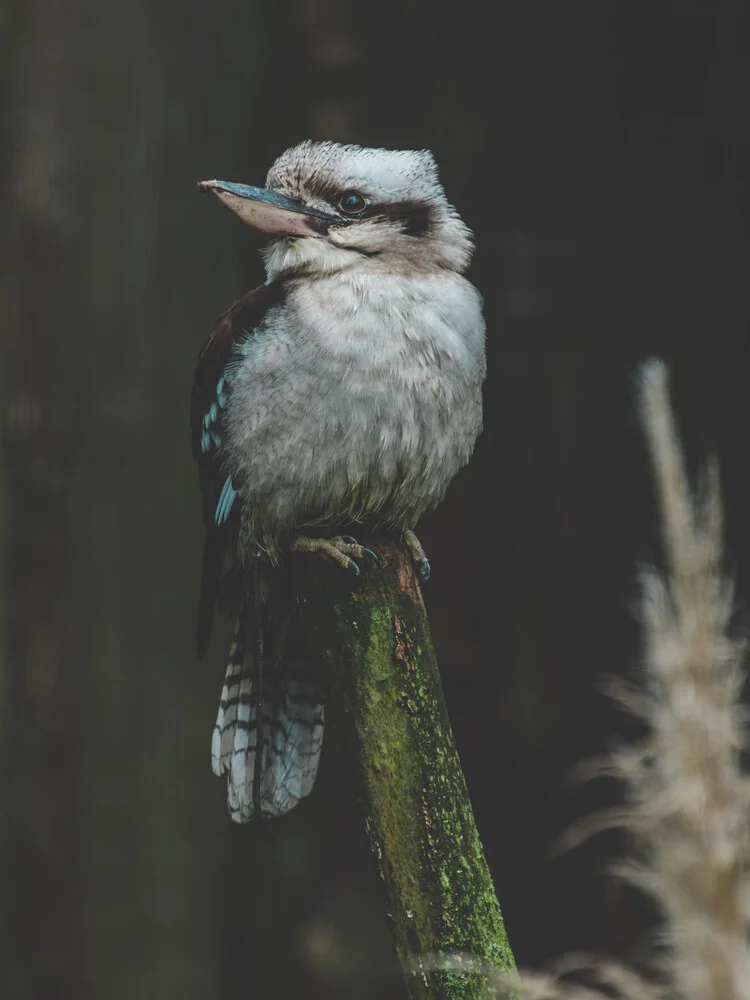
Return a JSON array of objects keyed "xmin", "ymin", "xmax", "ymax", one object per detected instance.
[
  {"xmin": 416, "ymin": 361, "xmax": 750, "ymax": 1000},
  {"xmin": 615, "ymin": 359, "xmax": 750, "ymax": 999},
  {"xmin": 534, "ymin": 360, "xmax": 750, "ymax": 1000}
]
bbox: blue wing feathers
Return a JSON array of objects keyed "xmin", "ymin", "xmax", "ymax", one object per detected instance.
[
  {"xmin": 192, "ymin": 282, "xmax": 285, "ymax": 658},
  {"xmin": 215, "ymin": 476, "xmax": 238, "ymax": 526}
]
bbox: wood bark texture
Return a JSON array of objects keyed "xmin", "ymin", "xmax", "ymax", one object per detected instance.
[{"xmin": 292, "ymin": 538, "xmax": 516, "ymax": 1000}]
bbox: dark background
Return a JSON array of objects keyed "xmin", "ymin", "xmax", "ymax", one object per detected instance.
[{"xmin": 2, "ymin": 1, "xmax": 749, "ymax": 997}]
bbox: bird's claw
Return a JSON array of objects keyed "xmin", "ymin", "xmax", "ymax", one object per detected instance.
[
  {"xmin": 289, "ymin": 534, "xmax": 376, "ymax": 576},
  {"xmin": 403, "ymin": 529, "xmax": 430, "ymax": 582},
  {"xmin": 415, "ymin": 556, "xmax": 431, "ymax": 582},
  {"xmin": 339, "ymin": 536, "xmax": 379, "ymax": 563}
]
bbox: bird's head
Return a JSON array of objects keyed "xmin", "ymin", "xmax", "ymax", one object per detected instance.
[{"xmin": 199, "ymin": 141, "xmax": 474, "ymax": 280}]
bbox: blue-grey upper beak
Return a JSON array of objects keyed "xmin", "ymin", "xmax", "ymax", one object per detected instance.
[{"xmin": 198, "ymin": 179, "xmax": 339, "ymax": 236}]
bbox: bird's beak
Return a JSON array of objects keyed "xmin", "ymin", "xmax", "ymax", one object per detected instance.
[{"xmin": 198, "ymin": 180, "xmax": 339, "ymax": 237}]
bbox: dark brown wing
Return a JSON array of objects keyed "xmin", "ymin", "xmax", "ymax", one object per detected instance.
[{"xmin": 191, "ymin": 281, "xmax": 286, "ymax": 657}]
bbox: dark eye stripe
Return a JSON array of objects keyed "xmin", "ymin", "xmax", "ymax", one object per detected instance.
[{"xmin": 363, "ymin": 200, "xmax": 435, "ymax": 236}]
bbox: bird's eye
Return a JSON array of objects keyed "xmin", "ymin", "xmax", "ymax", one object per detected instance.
[{"xmin": 338, "ymin": 191, "xmax": 367, "ymax": 215}]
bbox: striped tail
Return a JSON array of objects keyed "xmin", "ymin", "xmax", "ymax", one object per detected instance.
[{"xmin": 211, "ymin": 605, "xmax": 325, "ymax": 822}]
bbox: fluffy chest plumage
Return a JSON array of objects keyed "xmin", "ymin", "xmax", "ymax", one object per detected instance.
[{"xmin": 222, "ymin": 272, "xmax": 485, "ymax": 538}]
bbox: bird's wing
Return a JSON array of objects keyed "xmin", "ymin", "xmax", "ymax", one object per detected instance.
[{"xmin": 191, "ymin": 281, "xmax": 285, "ymax": 657}]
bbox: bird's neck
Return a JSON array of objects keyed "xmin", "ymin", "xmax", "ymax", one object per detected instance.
[
  {"xmin": 275, "ymin": 268, "xmax": 479, "ymax": 376},
  {"xmin": 261, "ymin": 234, "xmax": 462, "ymax": 284},
  {"xmin": 263, "ymin": 237, "xmax": 368, "ymax": 282}
]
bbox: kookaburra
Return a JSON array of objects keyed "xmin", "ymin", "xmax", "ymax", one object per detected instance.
[{"xmin": 193, "ymin": 141, "xmax": 485, "ymax": 822}]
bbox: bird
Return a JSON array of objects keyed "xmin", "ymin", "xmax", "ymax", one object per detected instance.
[{"xmin": 193, "ymin": 140, "xmax": 486, "ymax": 823}]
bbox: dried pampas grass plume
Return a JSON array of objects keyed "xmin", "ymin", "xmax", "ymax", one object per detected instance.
[
  {"xmin": 520, "ymin": 359, "xmax": 750, "ymax": 1000},
  {"xmin": 616, "ymin": 359, "xmax": 750, "ymax": 999},
  {"xmin": 408, "ymin": 361, "xmax": 750, "ymax": 999}
]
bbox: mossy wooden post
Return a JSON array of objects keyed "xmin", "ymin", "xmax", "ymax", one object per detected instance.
[{"xmin": 292, "ymin": 538, "xmax": 516, "ymax": 999}]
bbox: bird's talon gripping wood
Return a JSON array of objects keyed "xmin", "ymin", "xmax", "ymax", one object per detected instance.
[
  {"xmin": 192, "ymin": 141, "xmax": 485, "ymax": 822},
  {"xmin": 338, "ymin": 536, "xmax": 381, "ymax": 563},
  {"xmin": 403, "ymin": 528, "xmax": 431, "ymax": 582},
  {"xmin": 289, "ymin": 534, "xmax": 374, "ymax": 575}
]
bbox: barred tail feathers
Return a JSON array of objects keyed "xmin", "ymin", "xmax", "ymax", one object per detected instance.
[{"xmin": 211, "ymin": 608, "xmax": 324, "ymax": 822}]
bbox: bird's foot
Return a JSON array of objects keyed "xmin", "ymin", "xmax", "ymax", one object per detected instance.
[
  {"xmin": 289, "ymin": 534, "xmax": 378, "ymax": 577},
  {"xmin": 404, "ymin": 529, "xmax": 431, "ymax": 582}
]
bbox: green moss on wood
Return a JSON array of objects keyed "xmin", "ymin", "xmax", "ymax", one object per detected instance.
[{"xmin": 292, "ymin": 539, "xmax": 515, "ymax": 1000}]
